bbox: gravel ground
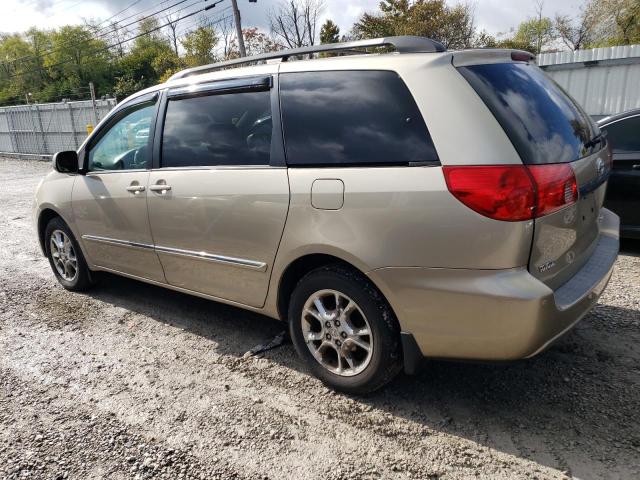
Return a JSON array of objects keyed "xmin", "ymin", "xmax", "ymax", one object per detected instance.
[{"xmin": 1, "ymin": 157, "xmax": 639, "ymax": 480}]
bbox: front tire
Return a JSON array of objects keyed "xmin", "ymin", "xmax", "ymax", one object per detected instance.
[
  {"xmin": 44, "ymin": 217, "xmax": 95, "ymax": 292},
  {"xmin": 288, "ymin": 265, "xmax": 402, "ymax": 394}
]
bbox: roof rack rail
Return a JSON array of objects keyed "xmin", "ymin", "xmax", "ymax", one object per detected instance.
[{"xmin": 168, "ymin": 36, "xmax": 446, "ymax": 81}]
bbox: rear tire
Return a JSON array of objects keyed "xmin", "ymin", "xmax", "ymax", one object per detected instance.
[
  {"xmin": 44, "ymin": 217, "xmax": 95, "ymax": 292},
  {"xmin": 288, "ymin": 264, "xmax": 402, "ymax": 394}
]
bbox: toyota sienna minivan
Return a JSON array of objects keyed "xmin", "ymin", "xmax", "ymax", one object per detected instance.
[{"xmin": 34, "ymin": 36, "xmax": 619, "ymax": 393}]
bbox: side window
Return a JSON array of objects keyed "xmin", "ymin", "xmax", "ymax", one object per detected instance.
[
  {"xmin": 280, "ymin": 70, "xmax": 438, "ymax": 166},
  {"xmin": 161, "ymin": 90, "xmax": 272, "ymax": 167},
  {"xmin": 88, "ymin": 102, "xmax": 156, "ymax": 171},
  {"xmin": 603, "ymin": 116, "xmax": 640, "ymax": 153}
]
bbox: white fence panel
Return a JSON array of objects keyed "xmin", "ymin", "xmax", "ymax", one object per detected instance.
[
  {"xmin": 539, "ymin": 44, "xmax": 640, "ymax": 119},
  {"xmin": 0, "ymin": 98, "xmax": 116, "ymax": 157}
]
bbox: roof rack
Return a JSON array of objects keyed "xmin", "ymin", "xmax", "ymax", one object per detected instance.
[{"xmin": 168, "ymin": 36, "xmax": 446, "ymax": 81}]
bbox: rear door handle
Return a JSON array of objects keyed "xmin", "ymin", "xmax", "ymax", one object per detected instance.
[
  {"xmin": 149, "ymin": 184, "xmax": 172, "ymax": 193},
  {"xmin": 126, "ymin": 185, "xmax": 145, "ymax": 194},
  {"xmin": 632, "ymin": 164, "xmax": 640, "ymax": 170}
]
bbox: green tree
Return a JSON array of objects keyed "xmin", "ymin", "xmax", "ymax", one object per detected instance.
[
  {"xmin": 352, "ymin": 0, "xmax": 477, "ymax": 49},
  {"xmin": 24, "ymin": 28, "xmax": 53, "ymax": 99},
  {"xmin": 44, "ymin": 26, "xmax": 112, "ymax": 100},
  {"xmin": 513, "ymin": 17, "xmax": 554, "ymax": 54},
  {"xmin": 181, "ymin": 25, "xmax": 218, "ymax": 67},
  {"xmin": 320, "ymin": 19, "xmax": 340, "ymax": 44},
  {"xmin": 114, "ymin": 18, "xmax": 180, "ymax": 99},
  {"xmin": 590, "ymin": 0, "xmax": 640, "ymax": 46},
  {"xmin": 0, "ymin": 34, "xmax": 34, "ymax": 104}
]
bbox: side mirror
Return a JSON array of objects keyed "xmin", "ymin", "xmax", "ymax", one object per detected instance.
[{"xmin": 53, "ymin": 151, "xmax": 79, "ymax": 174}]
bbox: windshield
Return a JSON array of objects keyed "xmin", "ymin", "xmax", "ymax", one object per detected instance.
[{"xmin": 458, "ymin": 62, "xmax": 600, "ymax": 164}]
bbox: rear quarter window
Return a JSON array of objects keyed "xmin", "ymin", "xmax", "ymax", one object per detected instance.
[
  {"xmin": 279, "ymin": 70, "xmax": 438, "ymax": 167},
  {"xmin": 458, "ymin": 62, "xmax": 599, "ymax": 164}
]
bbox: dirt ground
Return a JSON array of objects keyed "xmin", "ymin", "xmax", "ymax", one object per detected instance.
[{"xmin": 0, "ymin": 157, "xmax": 639, "ymax": 480}]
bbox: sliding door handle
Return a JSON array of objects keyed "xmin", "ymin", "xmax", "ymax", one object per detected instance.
[
  {"xmin": 149, "ymin": 184, "xmax": 172, "ymax": 193},
  {"xmin": 126, "ymin": 185, "xmax": 146, "ymax": 194}
]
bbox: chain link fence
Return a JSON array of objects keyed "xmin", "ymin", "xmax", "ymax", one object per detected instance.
[{"xmin": 0, "ymin": 98, "xmax": 117, "ymax": 159}]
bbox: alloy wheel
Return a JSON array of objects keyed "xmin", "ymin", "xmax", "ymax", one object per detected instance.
[
  {"xmin": 301, "ymin": 289, "xmax": 373, "ymax": 377},
  {"xmin": 49, "ymin": 229, "xmax": 78, "ymax": 282}
]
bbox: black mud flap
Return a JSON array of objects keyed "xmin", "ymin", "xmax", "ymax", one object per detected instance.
[{"xmin": 401, "ymin": 331, "xmax": 423, "ymax": 375}]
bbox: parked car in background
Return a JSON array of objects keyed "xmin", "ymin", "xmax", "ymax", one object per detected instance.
[
  {"xmin": 598, "ymin": 109, "xmax": 640, "ymax": 239},
  {"xmin": 34, "ymin": 36, "xmax": 619, "ymax": 393}
]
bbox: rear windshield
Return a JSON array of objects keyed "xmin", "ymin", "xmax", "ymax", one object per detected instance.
[{"xmin": 458, "ymin": 62, "xmax": 599, "ymax": 164}]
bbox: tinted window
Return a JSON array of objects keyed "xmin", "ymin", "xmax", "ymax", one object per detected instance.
[
  {"xmin": 458, "ymin": 63, "xmax": 599, "ymax": 164},
  {"xmin": 162, "ymin": 90, "xmax": 272, "ymax": 167},
  {"xmin": 88, "ymin": 102, "xmax": 155, "ymax": 171},
  {"xmin": 602, "ymin": 115, "xmax": 640, "ymax": 153},
  {"xmin": 280, "ymin": 71, "xmax": 438, "ymax": 166}
]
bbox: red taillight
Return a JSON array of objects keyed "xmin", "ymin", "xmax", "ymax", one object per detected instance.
[
  {"xmin": 443, "ymin": 166, "xmax": 536, "ymax": 221},
  {"xmin": 443, "ymin": 164, "xmax": 577, "ymax": 222},
  {"xmin": 527, "ymin": 164, "xmax": 578, "ymax": 217}
]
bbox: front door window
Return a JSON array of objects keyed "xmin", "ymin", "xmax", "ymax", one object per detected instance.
[{"xmin": 88, "ymin": 103, "xmax": 156, "ymax": 171}]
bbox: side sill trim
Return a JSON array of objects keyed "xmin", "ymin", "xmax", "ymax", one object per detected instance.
[{"xmin": 82, "ymin": 235, "xmax": 267, "ymax": 272}]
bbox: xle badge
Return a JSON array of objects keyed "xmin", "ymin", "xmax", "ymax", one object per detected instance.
[{"xmin": 538, "ymin": 260, "xmax": 556, "ymax": 273}]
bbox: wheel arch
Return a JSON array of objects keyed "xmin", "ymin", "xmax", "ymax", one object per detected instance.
[
  {"xmin": 275, "ymin": 252, "xmax": 424, "ymax": 375},
  {"xmin": 37, "ymin": 207, "xmax": 63, "ymax": 255},
  {"xmin": 276, "ymin": 253, "xmax": 392, "ymax": 323}
]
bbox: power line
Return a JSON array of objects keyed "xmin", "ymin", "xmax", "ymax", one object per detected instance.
[
  {"xmin": 174, "ymin": 6, "xmax": 232, "ymax": 37},
  {"xmin": 5, "ymin": 0, "xmax": 198, "ymax": 66},
  {"xmin": 53, "ymin": 0, "xmax": 90, "ymax": 16},
  {"xmin": 63, "ymin": 12, "xmax": 234, "ymax": 86},
  {"xmin": 89, "ymin": 0, "xmax": 195, "ymax": 37},
  {"xmin": 6, "ymin": 3, "xmax": 231, "ymax": 80},
  {"xmin": 97, "ymin": 0, "xmax": 148, "ymax": 28},
  {"xmin": 1, "ymin": 0, "xmax": 212, "ymax": 68},
  {"xmin": 88, "ymin": 0, "xmax": 175, "ymax": 35}
]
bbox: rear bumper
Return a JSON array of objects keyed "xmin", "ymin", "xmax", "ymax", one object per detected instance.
[{"xmin": 368, "ymin": 208, "xmax": 620, "ymax": 363}]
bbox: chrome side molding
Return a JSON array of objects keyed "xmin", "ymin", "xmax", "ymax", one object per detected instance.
[
  {"xmin": 82, "ymin": 235, "xmax": 267, "ymax": 272},
  {"xmin": 82, "ymin": 235, "xmax": 153, "ymax": 251},
  {"xmin": 154, "ymin": 245, "xmax": 267, "ymax": 271}
]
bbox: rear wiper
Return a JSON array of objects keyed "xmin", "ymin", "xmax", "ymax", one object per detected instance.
[{"xmin": 585, "ymin": 131, "xmax": 607, "ymax": 149}]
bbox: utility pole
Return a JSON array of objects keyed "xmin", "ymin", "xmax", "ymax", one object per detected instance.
[
  {"xmin": 231, "ymin": 0, "xmax": 247, "ymax": 57},
  {"xmin": 89, "ymin": 82, "xmax": 99, "ymax": 125}
]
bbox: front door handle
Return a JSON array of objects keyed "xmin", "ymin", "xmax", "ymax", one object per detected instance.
[
  {"xmin": 126, "ymin": 185, "xmax": 146, "ymax": 194},
  {"xmin": 149, "ymin": 184, "xmax": 172, "ymax": 193},
  {"xmin": 632, "ymin": 164, "xmax": 640, "ymax": 170}
]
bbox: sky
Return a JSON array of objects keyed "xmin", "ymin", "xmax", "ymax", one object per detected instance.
[{"xmin": 1, "ymin": 0, "xmax": 581, "ymax": 38}]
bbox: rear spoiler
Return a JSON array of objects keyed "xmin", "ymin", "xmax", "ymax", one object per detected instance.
[{"xmin": 452, "ymin": 49, "xmax": 535, "ymax": 67}]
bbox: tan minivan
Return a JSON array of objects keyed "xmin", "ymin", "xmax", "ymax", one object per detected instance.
[{"xmin": 34, "ymin": 37, "xmax": 619, "ymax": 393}]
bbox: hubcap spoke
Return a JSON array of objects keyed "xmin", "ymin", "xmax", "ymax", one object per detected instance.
[
  {"xmin": 343, "ymin": 353, "xmax": 355, "ymax": 370},
  {"xmin": 307, "ymin": 331, "xmax": 324, "ymax": 342},
  {"xmin": 313, "ymin": 298, "xmax": 329, "ymax": 318},
  {"xmin": 336, "ymin": 352, "xmax": 344, "ymax": 374},
  {"xmin": 304, "ymin": 308, "xmax": 323, "ymax": 323},
  {"xmin": 347, "ymin": 337, "xmax": 371, "ymax": 352}
]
